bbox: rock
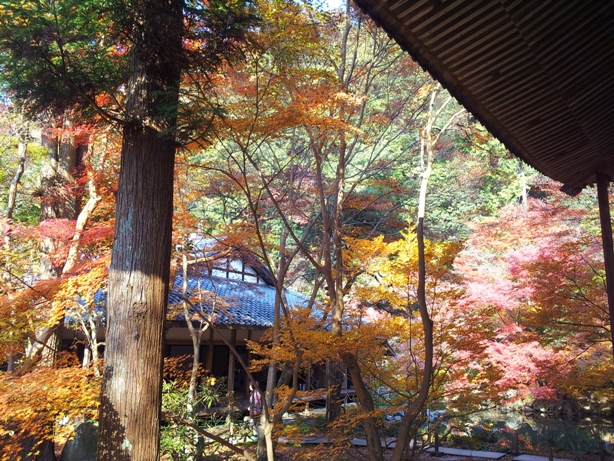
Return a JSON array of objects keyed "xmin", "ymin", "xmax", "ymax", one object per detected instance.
[
  {"xmin": 60, "ymin": 422, "xmax": 98, "ymax": 461},
  {"xmin": 470, "ymin": 424, "xmax": 485, "ymax": 435}
]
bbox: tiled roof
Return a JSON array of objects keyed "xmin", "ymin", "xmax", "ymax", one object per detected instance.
[{"xmin": 168, "ymin": 274, "xmax": 307, "ymax": 328}]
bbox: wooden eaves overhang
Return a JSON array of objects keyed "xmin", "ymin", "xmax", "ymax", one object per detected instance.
[{"xmin": 352, "ymin": 0, "xmax": 614, "ymax": 196}]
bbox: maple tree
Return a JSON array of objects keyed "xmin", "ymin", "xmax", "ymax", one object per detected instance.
[
  {"xmin": 456, "ymin": 181, "xmax": 614, "ymax": 406},
  {"xmin": 23, "ymin": 119, "xmax": 95, "ymax": 368},
  {"xmin": 343, "ymin": 232, "xmax": 500, "ymax": 446},
  {"xmin": 0, "ymin": 123, "xmax": 118, "ymax": 459},
  {"xmin": 0, "ymin": 121, "xmax": 115, "ymax": 356}
]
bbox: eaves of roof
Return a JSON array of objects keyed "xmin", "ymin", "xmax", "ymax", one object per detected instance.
[{"xmin": 352, "ymin": 0, "xmax": 614, "ymax": 195}]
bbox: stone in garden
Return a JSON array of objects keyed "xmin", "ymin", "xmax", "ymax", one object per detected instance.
[{"xmin": 60, "ymin": 422, "xmax": 98, "ymax": 461}]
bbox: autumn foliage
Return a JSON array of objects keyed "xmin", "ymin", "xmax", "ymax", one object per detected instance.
[
  {"xmin": 0, "ymin": 1, "xmax": 613, "ymax": 460},
  {"xmin": 458, "ymin": 181, "xmax": 614, "ymax": 406},
  {"xmin": 0, "ymin": 356, "xmax": 100, "ymax": 461}
]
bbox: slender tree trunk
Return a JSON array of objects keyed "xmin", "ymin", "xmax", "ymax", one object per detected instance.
[
  {"xmin": 182, "ymin": 250, "xmax": 205, "ymax": 409},
  {"xmin": 390, "ymin": 87, "xmax": 459, "ymax": 461},
  {"xmin": 325, "ymin": 360, "xmax": 343, "ymax": 423},
  {"xmin": 183, "ymin": 252, "xmax": 202, "ymax": 461},
  {"xmin": 6, "ymin": 139, "xmax": 27, "ymax": 222},
  {"xmin": 264, "ymin": 289, "xmax": 280, "ymax": 403},
  {"xmin": 389, "ymin": 216, "xmax": 434, "ymax": 461},
  {"xmin": 63, "ymin": 171, "xmax": 101, "ymax": 274},
  {"xmin": 7, "ymin": 350, "xmax": 14, "ymax": 372},
  {"xmin": 327, "ymin": 136, "xmax": 348, "ymax": 424},
  {"xmin": 3, "ymin": 139, "xmax": 27, "ymax": 359},
  {"xmin": 96, "ymin": 1, "xmax": 182, "ymax": 459},
  {"xmin": 340, "ymin": 352, "xmax": 384, "ymax": 461},
  {"xmin": 327, "ymin": 134, "xmax": 383, "ymax": 460},
  {"xmin": 264, "ymin": 227, "xmax": 295, "ymax": 411},
  {"xmin": 82, "ymin": 346, "xmax": 91, "ymax": 368}
]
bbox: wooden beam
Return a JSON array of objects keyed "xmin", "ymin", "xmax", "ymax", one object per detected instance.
[{"xmin": 596, "ymin": 171, "xmax": 614, "ymax": 358}]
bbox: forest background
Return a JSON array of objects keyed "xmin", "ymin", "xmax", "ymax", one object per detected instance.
[{"xmin": 0, "ymin": 1, "xmax": 612, "ymax": 460}]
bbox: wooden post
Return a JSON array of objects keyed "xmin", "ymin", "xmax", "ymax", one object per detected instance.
[
  {"xmin": 228, "ymin": 329, "xmax": 237, "ymax": 393},
  {"xmin": 206, "ymin": 328, "xmax": 214, "ymax": 373},
  {"xmin": 596, "ymin": 171, "xmax": 614, "ymax": 357},
  {"xmin": 245, "ymin": 330, "xmax": 252, "ymax": 398}
]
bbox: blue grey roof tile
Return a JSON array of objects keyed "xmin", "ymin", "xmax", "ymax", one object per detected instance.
[{"xmin": 169, "ymin": 275, "xmax": 307, "ymax": 328}]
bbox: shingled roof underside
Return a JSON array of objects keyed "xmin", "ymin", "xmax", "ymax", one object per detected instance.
[{"xmin": 352, "ymin": 0, "xmax": 614, "ymax": 195}]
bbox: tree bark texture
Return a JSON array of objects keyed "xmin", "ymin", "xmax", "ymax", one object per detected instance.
[
  {"xmin": 97, "ymin": 1, "xmax": 183, "ymax": 460},
  {"xmin": 98, "ymin": 126, "xmax": 175, "ymax": 461}
]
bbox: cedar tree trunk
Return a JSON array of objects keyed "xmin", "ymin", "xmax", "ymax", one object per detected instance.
[{"xmin": 97, "ymin": 1, "xmax": 183, "ymax": 459}]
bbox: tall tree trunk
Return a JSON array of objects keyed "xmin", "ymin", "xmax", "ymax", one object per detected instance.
[
  {"xmin": 97, "ymin": 1, "xmax": 183, "ymax": 459},
  {"xmin": 97, "ymin": 124, "xmax": 176, "ymax": 461},
  {"xmin": 25, "ymin": 125, "xmax": 84, "ymax": 367}
]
